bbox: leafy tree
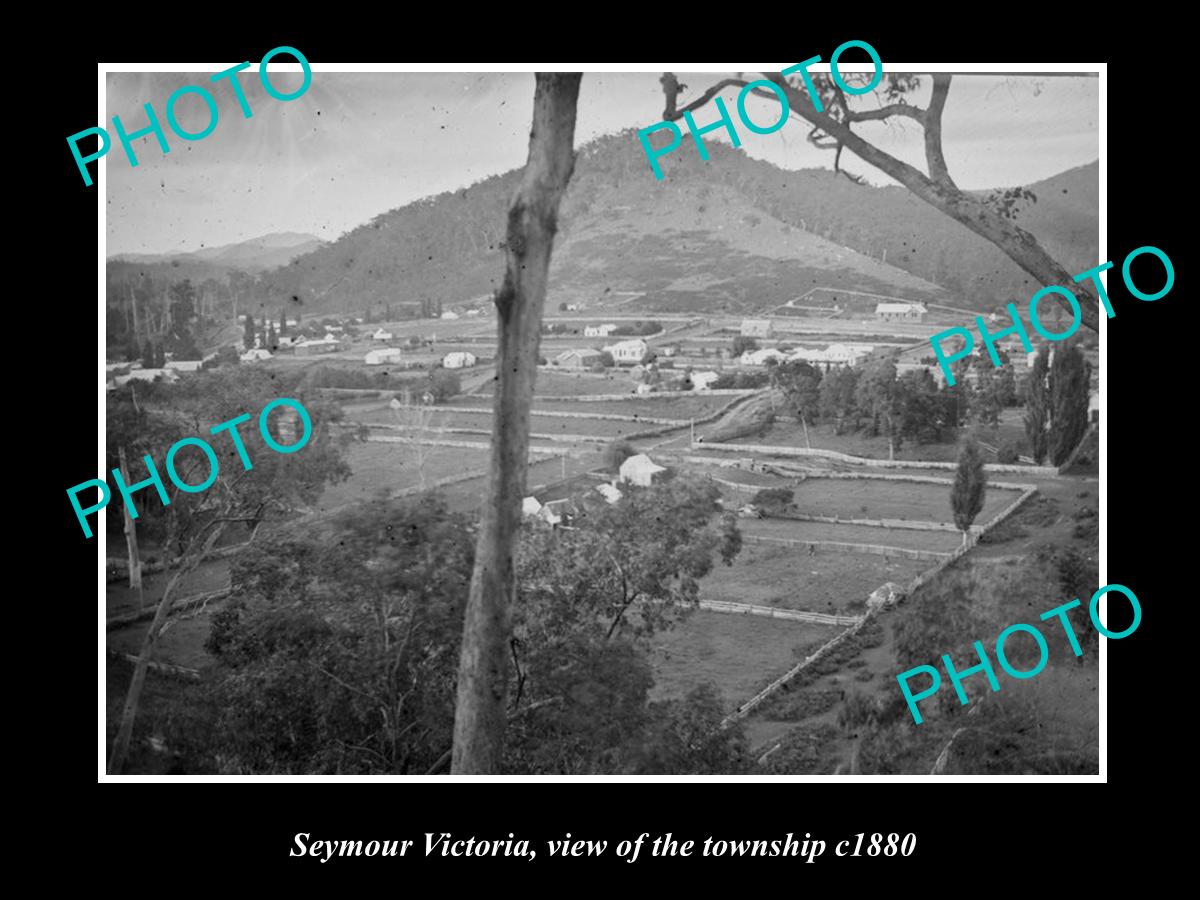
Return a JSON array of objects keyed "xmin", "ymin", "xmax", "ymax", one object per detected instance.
[
  {"xmin": 894, "ymin": 368, "xmax": 943, "ymax": 444},
  {"xmin": 427, "ymin": 370, "xmax": 461, "ymax": 402},
  {"xmin": 635, "ymin": 685, "xmax": 748, "ymax": 774},
  {"xmin": 1024, "ymin": 345, "xmax": 1051, "ymax": 463},
  {"xmin": 205, "ymin": 497, "xmax": 475, "ymax": 774},
  {"xmin": 951, "ymin": 437, "xmax": 987, "ymax": 545},
  {"xmin": 516, "ymin": 475, "xmax": 742, "ymax": 645},
  {"xmin": 243, "ymin": 314, "xmax": 256, "ymax": 351},
  {"xmin": 141, "ymin": 340, "xmax": 156, "ymax": 369},
  {"xmin": 767, "ymin": 359, "xmax": 822, "ymax": 447},
  {"xmin": 108, "ymin": 368, "xmax": 354, "ymax": 773},
  {"xmin": 598, "ymin": 351, "xmax": 614, "ymax": 368},
  {"xmin": 1048, "ymin": 343, "xmax": 1091, "ymax": 466},
  {"xmin": 855, "ymin": 355, "xmax": 902, "ymax": 459},
  {"xmin": 166, "ymin": 280, "xmax": 200, "ymax": 359},
  {"xmin": 817, "ymin": 366, "xmax": 860, "ymax": 433},
  {"xmin": 751, "ymin": 487, "xmax": 794, "ymax": 516},
  {"xmin": 153, "ymin": 343, "xmax": 167, "ymax": 368},
  {"xmin": 267, "ymin": 322, "xmax": 278, "ymax": 351},
  {"xmin": 603, "ymin": 439, "xmax": 635, "ymax": 473},
  {"xmin": 731, "ymin": 335, "xmax": 759, "ymax": 358}
]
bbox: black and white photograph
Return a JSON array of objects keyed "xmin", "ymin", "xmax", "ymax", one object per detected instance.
[{"xmin": 96, "ymin": 61, "xmax": 1104, "ymax": 779}]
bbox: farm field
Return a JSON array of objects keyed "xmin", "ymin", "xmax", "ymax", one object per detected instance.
[
  {"xmin": 701, "ymin": 541, "xmax": 928, "ymax": 613},
  {"xmin": 791, "ymin": 476, "xmax": 1016, "ymax": 523},
  {"xmin": 737, "ymin": 517, "xmax": 964, "ymax": 554},
  {"xmin": 648, "ymin": 610, "xmax": 839, "ymax": 712},
  {"xmin": 315, "ymin": 440, "xmax": 493, "ymax": 512},
  {"xmin": 347, "ymin": 406, "xmax": 692, "ymax": 439}
]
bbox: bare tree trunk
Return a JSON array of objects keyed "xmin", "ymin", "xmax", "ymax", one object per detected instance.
[
  {"xmin": 450, "ymin": 73, "xmax": 581, "ymax": 775},
  {"xmin": 108, "ymin": 523, "xmax": 226, "ymax": 775},
  {"xmin": 118, "ymin": 446, "xmax": 144, "ymax": 603}
]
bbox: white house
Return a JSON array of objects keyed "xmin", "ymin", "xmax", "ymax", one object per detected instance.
[
  {"xmin": 619, "ymin": 453, "xmax": 667, "ymax": 487},
  {"xmin": 692, "ymin": 370, "xmax": 721, "ymax": 391},
  {"xmin": 441, "ymin": 310, "xmax": 460, "ymax": 320},
  {"xmin": 635, "ymin": 382, "xmax": 654, "ymax": 395},
  {"xmin": 240, "ymin": 348, "xmax": 273, "ymax": 362},
  {"xmin": 584, "ymin": 324, "xmax": 618, "ymax": 338},
  {"xmin": 365, "ymin": 348, "xmax": 403, "ymax": 366},
  {"xmin": 788, "ymin": 342, "xmax": 874, "ymax": 367},
  {"xmin": 603, "ymin": 339, "xmax": 648, "ymax": 364},
  {"xmin": 874, "ymin": 302, "xmax": 927, "ymax": 322},
  {"xmin": 373, "ymin": 328, "xmax": 394, "ymax": 341},
  {"xmin": 164, "ymin": 359, "xmax": 203, "ymax": 373},
  {"xmin": 443, "ymin": 351, "xmax": 477, "ymax": 369}
]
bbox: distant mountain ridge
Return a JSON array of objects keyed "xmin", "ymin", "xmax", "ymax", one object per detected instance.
[
  {"xmin": 105, "ymin": 132, "xmax": 1098, "ymax": 323},
  {"xmin": 110, "ymin": 231, "xmax": 325, "ymax": 273}
]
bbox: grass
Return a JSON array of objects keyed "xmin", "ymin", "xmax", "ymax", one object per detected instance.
[
  {"xmin": 790, "ymin": 477, "xmax": 1016, "ymax": 524},
  {"xmin": 648, "ymin": 610, "xmax": 832, "ymax": 712},
  {"xmin": 736, "ymin": 516, "xmax": 964, "ymax": 553},
  {"xmin": 702, "ymin": 540, "xmax": 932, "ymax": 614},
  {"xmin": 315, "ymin": 441, "xmax": 492, "ymax": 512}
]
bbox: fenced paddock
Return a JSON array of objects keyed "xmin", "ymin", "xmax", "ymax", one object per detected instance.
[{"xmin": 648, "ymin": 611, "xmax": 837, "ymax": 712}]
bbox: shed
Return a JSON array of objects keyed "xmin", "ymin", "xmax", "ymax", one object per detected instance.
[
  {"xmin": 365, "ymin": 348, "xmax": 403, "ymax": 366},
  {"xmin": 443, "ymin": 351, "xmax": 477, "ymax": 369}
]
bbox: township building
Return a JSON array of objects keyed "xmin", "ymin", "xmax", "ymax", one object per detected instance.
[
  {"xmin": 365, "ymin": 348, "xmax": 403, "ymax": 366},
  {"xmin": 584, "ymin": 324, "xmax": 618, "ymax": 338},
  {"xmin": 603, "ymin": 339, "xmax": 648, "ymax": 365},
  {"xmin": 555, "ymin": 348, "xmax": 602, "ymax": 368},
  {"xmin": 874, "ymin": 302, "xmax": 928, "ymax": 322},
  {"xmin": 619, "ymin": 454, "xmax": 668, "ymax": 487},
  {"xmin": 788, "ymin": 343, "xmax": 876, "ymax": 367},
  {"xmin": 443, "ymin": 351, "xmax": 477, "ymax": 369}
]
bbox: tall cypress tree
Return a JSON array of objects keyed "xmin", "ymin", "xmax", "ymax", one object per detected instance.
[
  {"xmin": 951, "ymin": 437, "xmax": 987, "ymax": 546},
  {"xmin": 243, "ymin": 314, "xmax": 256, "ymax": 351},
  {"xmin": 279, "ymin": 308, "xmax": 287, "ymax": 337},
  {"xmin": 1048, "ymin": 343, "xmax": 1092, "ymax": 466},
  {"xmin": 1024, "ymin": 345, "xmax": 1051, "ymax": 464}
]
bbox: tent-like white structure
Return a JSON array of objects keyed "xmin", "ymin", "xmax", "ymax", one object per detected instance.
[{"xmin": 619, "ymin": 454, "xmax": 666, "ymax": 487}]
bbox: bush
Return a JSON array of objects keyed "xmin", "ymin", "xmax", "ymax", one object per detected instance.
[
  {"xmin": 996, "ymin": 439, "xmax": 1022, "ymax": 464},
  {"xmin": 838, "ymin": 692, "xmax": 881, "ymax": 731},
  {"xmin": 731, "ymin": 336, "xmax": 759, "ymax": 358},
  {"xmin": 751, "ymin": 487, "xmax": 794, "ymax": 516}
]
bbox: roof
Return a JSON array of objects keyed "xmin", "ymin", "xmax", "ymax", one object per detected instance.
[
  {"xmin": 875, "ymin": 302, "xmax": 927, "ymax": 314},
  {"xmin": 619, "ymin": 453, "xmax": 666, "ymax": 481},
  {"xmin": 595, "ymin": 483, "xmax": 623, "ymax": 504},
  {"xmin": 604, "ymin": 339, "xmax": 648, "ymax": 353}
]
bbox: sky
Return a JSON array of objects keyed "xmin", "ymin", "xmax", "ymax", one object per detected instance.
[{"xmin": 104, "ymin": 69, "xmax": 1099, "ymax": 257}]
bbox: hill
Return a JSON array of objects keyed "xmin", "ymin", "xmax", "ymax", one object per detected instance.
[{"xmin": 255, "ymin": 132, "xmax": 1096, "ymax": 318}]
